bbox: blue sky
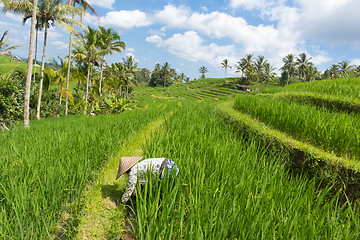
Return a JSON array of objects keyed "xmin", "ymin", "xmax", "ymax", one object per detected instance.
[{"xmin": 1, "ymin": 0, "xmax": 360, "ymax": 79}]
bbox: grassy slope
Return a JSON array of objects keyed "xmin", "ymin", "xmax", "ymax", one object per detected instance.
[
  {"xmin": 133, "ymin": 78, "xmax": 245, "ymax": 105},
  {"xmin": 0, "ymin": 54, "xmax": 41, "ymax": 75}
]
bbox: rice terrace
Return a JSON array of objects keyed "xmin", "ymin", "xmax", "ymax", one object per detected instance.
[{"xmin": 1, "ymin": 0, "xmax": 360, "ymax": 239}]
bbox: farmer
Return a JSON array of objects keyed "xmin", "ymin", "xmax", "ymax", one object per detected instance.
[{"xmin": 116, "ymin": 157, "xmax": 179, "ymax": 203}]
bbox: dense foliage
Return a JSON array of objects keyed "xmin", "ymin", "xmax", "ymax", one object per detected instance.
[{"xmin": 0, "ymin": 70, "xmax": 25, "ymax": 127}]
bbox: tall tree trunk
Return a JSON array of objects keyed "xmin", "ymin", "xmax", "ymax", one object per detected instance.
[
  {"xmin": 65, "ymin": 30, "xmax": 73, "ymax": 116},
  {"xmin": 59, "ymin": 82, "xmax": 63, "ymax": 105},
  {"xmin": 76, "ymin": 79, "xmax": 80, "ymax": 102},
  {"xmin": 84, "ymin": 62, "xmax": 91, "ymax": 115},
  {"xmin": 99, "ymin": 60, "xmax": 104, "ymax": 96},
  {"xmin": 24, "ymin": 0, "xmax": 38, "ymax": 128},
  {"xmin": 32, "ymin": 27, "xmax": 38, "ymax": 94},
  {"xmin": 36, "ymin": 24, "xmax": 48, "ymax": 120}
]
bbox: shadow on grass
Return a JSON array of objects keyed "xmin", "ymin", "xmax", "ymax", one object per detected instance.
[
  {"xmin": 101, "ymin": 183, "xmax": 123, "ymax": 205},
  {"xmin": 101, "ymin": 184, "xmax": 137, "ymax": 240}
]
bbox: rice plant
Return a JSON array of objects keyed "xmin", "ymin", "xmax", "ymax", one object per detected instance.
[
  {"xmin": 0, "ymin": 103, "xmax": 174, "ymax": 239},
  {"xmin": 234, "ymin": 94, "xmax": 360, "ymax": 160},
  {"xmin": 282, "ymin": 77, "xmax": 360, "ymax": 99},
  {"xmin": 133, "ymin": 101, "xmax": 360, "ymax": 239}
]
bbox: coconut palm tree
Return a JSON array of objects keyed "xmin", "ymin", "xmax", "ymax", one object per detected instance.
[
  {"xmin": 235, "ymin": 59, "xmax": 246, "ymax": 77},
  {"xmin": 296, "ymin": 52, "xmax": 312, "ymax": 81},
  {"xmin": 65, "ymin": 0, "xmax": 98, "ymax": 115},
  {"xmin": 280, "ymin": 54, "xmax": 295, "ymax": 85},
  {"xmin": 24, "ymin": 0, "xmax": 38, "ymax": 127},
  {"xmin": 107, "ymin": 62, "xmax": 127, "ymax": 94},
  {"xmin": 221, "ymin": 59, "xmax": 231, "ymax": 82},
  {"xmin": 2, "ymin": 0, "xmax": 84, "ymax": 119},
  {"xmin": 254, "ymin": 55, "xmax": 267, "ymax": 72},
  {"xmin": 329, "ymin": 64, "xmax": 339, "ymax": 79},
  {"xmin": 97, "ymin": 26, "xmax": 125, "ymax": 96},
  {"xmin": 338, "ymin": 60, "xmax": 353, "ymax": 77},
  {"xmin": 242, "ymin": 54, "xmax": 254, "ymax": 72},
  {"xmin": 73, "ymin": 27, "xmax": 103, "ymax": 115},
  {"xmin": 178, "ymin": 73, "xmax": 186, "ymax": 83},
  {"xmin": 0, "ymin": 30, "xmax": 22, "ymax": 60},
  {"xmin": 262, "ymin": 63, "xmax": 276, "ymax": 88},
  {"xmin": 199, "ymin": 66, "xmax": 208, "ymax": 79},
  {"xmin": 254, "ymin": 55, "xmax": 268, "ymax": 83},
  {"xmin": 50, "ymin": 57, "xmax": 70, "ymax": 105},
  {"xmin": 161, "ymin": 62, "xmax": 171, "ymax": 87}
]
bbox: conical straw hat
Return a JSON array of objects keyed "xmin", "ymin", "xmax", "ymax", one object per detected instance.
[{"xmin": 116, "ymin": 156, "xmax": 143, "ymax": 180}]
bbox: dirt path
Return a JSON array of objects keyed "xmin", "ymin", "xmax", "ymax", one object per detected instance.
[{"xmin": 73, "ymin": 113, "xmax": 171, "ymax": 239}]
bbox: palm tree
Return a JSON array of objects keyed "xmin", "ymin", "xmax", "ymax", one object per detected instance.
[
  {"xmin": 162, "ymin": 62, "xmax": 170, "ymax": 87},
  {"xmin": 354, "ymin": 65, "xmax": 360, "ymax": 77},
  {"xmin": 107, "ymin": 62, "xmax": 127, "ymax": 94},
  {"xmin": 3, "ymin": 0, "xmax": 84, "ymax": 119},
  {"xmin": 244, "ymin": 65, "xmax": 257, "ymax": 83},
  {"xmin": 65, "ymin": 0, "xmax": 98, "ymax": 115},
  {"xmin": 329, "ymin": 64, "xmax": 339, "ymax": 79},
  {"xmin": 255, "ymin": 55, "xmax": 268, "ymax": 83},
  {"xmin": 254, "ymin": 55, "xmax": 267, "ymax": 71},
  {"xmin": 50, "ymin": 57, "xmax": 69, "ymax": 104},
  {"xmin": 338, "ymin": 60, "xmax": 352, "ymax": 77},
  {"xmin": 296, "ymin": 52, "xmax": 312, "ymax": 81},
  {"xmin": 123, "ymin": 56, "xmax": 138, "ymax": 93},
  {"xmin": 0, "ymin": 30, "xmax": 22, "ymax": 60},
  {"xmin": 221, "ymin": 59, "xmax": 231, "ymax": 82},
  {"xmin": 305, "ymin": 64, "xmax": 320, "ymax": 82},
  {"xmin": 280, "ymin": 54, "xmax": 295, "ymax": 85},
  {"xmin": 73, "ymin": 27, "xmax": 102, "ymax": 115},
  {"xmin": 263, "ymin": 63, "xmax": 276, "ymax": 88},
  {"xmin": 235, "ymin": 59, "xmax": 246, "ymax": 77},
  {"xmin": 242, "ymin": 54, "xmax": 254, "ymax": 72},
  {"xmin": 199, "ymin": 66, "xmax": 208, "ymax": 79},
  {"xmin": 97, "ymin": 26, "xmax": 125, "ymax": 96},
  {"xmin": 178, "ymin": 73, "xmax": 186, "ymax": 83},
  {"xmin": 24, "ymin": 0, "xmax": 38, "ymax": 127}
]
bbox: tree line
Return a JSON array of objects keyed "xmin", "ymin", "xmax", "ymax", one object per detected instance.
[
  {"xmin": 199, "ymin": 53, "xmax": 360, "ymax": 87},
  {"xmin": 0, "ymin": 0, "xmax": 189, "ymax": 129}
]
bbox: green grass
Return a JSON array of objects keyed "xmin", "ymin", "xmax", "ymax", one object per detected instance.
[
  {"xmin": 0, "ymin": 104, "xmax": 173, "ymax": 239},
  {"xmin": 0, "ymin": 54, "xmax": 40, "ymax": 75},
  {"xmin": 280, "ymin": 77, "xmax": 360, "ymax": 99},
  {"xmin": 234, "ymin": 94, "xmax": 360, "ymax": 160},
  {"xmin": 132, "ymin": 101, "xmax": 360, "ymax": 239},
  {"xmin": 133, "ymin": 78, "xmax": 244, "ymax": 103},
  {"xmin": 270, "ymin": 91, "xmax": 360, "ymax": 113}
]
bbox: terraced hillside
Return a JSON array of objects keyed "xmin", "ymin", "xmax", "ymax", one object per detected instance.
[
  {"xmin": 133, "ymin": 78, "xmax": 246, "ymax": 104},
  {"xmin": 220, "ymin": 77, "xmax": 360, "ymax": 198}
]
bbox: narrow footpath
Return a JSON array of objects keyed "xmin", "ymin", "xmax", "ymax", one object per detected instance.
[{"xmin": 74, "ymin": 113, "xmax": 171, "ymax": 239}]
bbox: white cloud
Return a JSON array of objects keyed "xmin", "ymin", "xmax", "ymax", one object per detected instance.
[
  {"xmin": 146, "ymin": 31, "xmax": 237, "ymax": 66},
  {"xmin": 312, "ymin": 54, "xmax": 332, "ymax": 66},
  {"xmin": 351, "ymin": 59, "xmax": 360, "ymax": 66},
  {"xmin": 230, "ymin": 0, "xmax": 360, "ymax": 46},
  {"xmin": 86, "ymin": 0, "xmax": 115, "ymax": 9},
  {"xmin": 96, "ymin": 10, "xmax": 152, "ymax": 30},
  {"xmin": 229, "ymin": 0, "xmax": 270, "ymax": 10},
  {"xmin": 126, "ymin": 48, "xmax": 135, "ymax": 52},
  {"xmin": 293, "ymin": 0, "xmax": 360, "ymax": 44},
  {"xmin": 201, "ymin": 6, "xmax": 209, "ymax": 12},
  {"xmin": 151, "ymin": 4, "xmax": 300, "ymax": 69},
  {"xmin": 52, "ymin": 40, "xmax": 67, "ymax": 50},
  {"xmin": 4, "ymin": 12, "xmax": 23, "ymax": 23},
  {"xmin": 153, "ymin": 5, "xmax": 190, "ymax": 28}
]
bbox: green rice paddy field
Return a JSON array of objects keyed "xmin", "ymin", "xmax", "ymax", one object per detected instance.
[{"xmin": 1, "ymin": 77, "xmax": 360, "ymax": 239}]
